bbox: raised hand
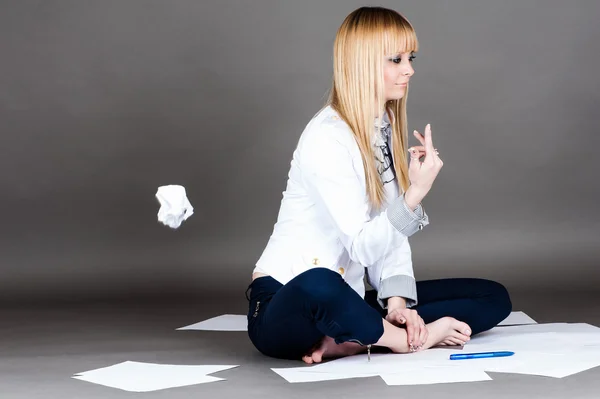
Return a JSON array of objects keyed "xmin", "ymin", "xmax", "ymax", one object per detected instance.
[{"xmin": 408, "ymin": 124, "xmax": 443, "ymax": 193}]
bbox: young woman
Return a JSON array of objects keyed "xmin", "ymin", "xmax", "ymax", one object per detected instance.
[{"xmin": 245, "ymin": 6, "xmax": 512, "ymax": 364}]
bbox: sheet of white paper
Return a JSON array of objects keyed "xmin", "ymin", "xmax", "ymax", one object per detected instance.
[
  {"xmin": 291, "ymin": 350, "xmax": 463, "ymax": 376},
  {"xmin": 272, "ymin": 367, "xmax": 378, "ymax": 383},
  {"xmin": 272, "ymin": 323, "xmax": 600, "ymax": 385},
  {"xmin": 272, "ymin": 356, "xmax": 490, "ymax": 385},
  {"xmin": 467, "ymin": 332, "xmax": 571, "ymax": 354},
  {"xmin": 458, "ymin": 350, "xmax": 562, "ymax": 372},
  {"xmin": 177, "ymin": 314, "xmax": 247, "ymax": 331},
  {"xmin": 470, "ymin": 324, "xmax": 600, "ymax": 351},
  {"xmin": 484, "ymin": 323, "xmax": 600, "ymax": 336},
  {"xmin": 485, "ymin": 350, "xmax": 600, "ymax": 378},
  {"xmin": 380, "ymin": 368, "xmax": 492, "ymax": 385},
  {"xmin": 498, "ymin": 311, "xmax": 537, "ymax": 326},
  {"xmin": 72, "ymin": 361, "xmax": 238, "ymax": 392}
]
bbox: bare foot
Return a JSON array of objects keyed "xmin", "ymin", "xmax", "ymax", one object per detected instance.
[
  {"xmin": 302, "ymin": 336, "xmax": 366, "ymax": 364},
  {"xmin": 421, "ymin": 317, "xmax": 472, "ymax": 350}
]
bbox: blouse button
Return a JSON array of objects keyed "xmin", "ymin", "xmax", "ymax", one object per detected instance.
[
  {"xmin": 312, "ymin": 258, "xmax": 320, "ymax": 265},
  {"xmin": 338, "ymin": 267, "xmax": 345, "ymax": 275}
]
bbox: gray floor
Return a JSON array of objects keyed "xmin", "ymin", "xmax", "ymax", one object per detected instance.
[{"xmin": 1, "ymin": 291, "xmax": 600, "ymax": 399}]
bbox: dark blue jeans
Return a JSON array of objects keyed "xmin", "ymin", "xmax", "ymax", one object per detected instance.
[{"xmin": 246, "ymin": 268, "xmax": 512, "ymax": 360}]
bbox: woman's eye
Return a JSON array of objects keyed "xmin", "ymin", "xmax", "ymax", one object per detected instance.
[{"xmin": 390, "ymin": 55, "xmax": 415, "ymax": 64}]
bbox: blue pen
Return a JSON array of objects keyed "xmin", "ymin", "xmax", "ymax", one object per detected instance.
[{"xmin": 450, "ymin": 351, "xmax": 514, "ymax": 360}]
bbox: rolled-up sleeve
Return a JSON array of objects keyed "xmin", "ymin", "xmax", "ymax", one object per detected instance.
[
  {"xmin": 366, "ymin": 237, "xmax": 418, "ymax": 308},
  {"xmin": 387, "ymin": 194, "xmax": 429, "ymax": 236}
]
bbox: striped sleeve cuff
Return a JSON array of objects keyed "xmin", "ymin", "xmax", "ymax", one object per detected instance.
[
  {"xmin": 387, "ymin": 194, "xmax": 429, "ymax": 237},
  {"xmin": 377, "ymin": 275, "xmax": 418, "ymax": 309}
]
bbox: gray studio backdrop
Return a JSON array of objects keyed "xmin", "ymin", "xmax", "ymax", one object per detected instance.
[{"xmin": 0, "ymin": 0, "xmax": 598, "ymax": 304}]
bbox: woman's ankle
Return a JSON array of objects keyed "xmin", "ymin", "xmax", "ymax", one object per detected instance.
[{"xmin": 374, "ymin": 319, "xmax": 410, "ymax": 353}]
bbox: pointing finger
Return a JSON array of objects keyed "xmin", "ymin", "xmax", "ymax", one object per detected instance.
[
  {"xmin": 423, "ymin": 124, "xmax": 436, "ymax": 164},
  {"xmin": 424, "ymin": 124, "xmax": 435, "ymax": 151}
]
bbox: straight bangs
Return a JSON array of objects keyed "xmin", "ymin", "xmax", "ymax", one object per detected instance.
[{"xmin": 381, "ymin": 13, "xmax": 419, "ymax": 57}]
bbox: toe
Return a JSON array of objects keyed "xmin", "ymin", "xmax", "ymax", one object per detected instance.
[
  {"xmin": 458, "ymin": 322, "xmax": 471, "ymax": 336},
  {"xmin": 450, "ymin": 319, "xmax": 472, "ymax": 337},
  {"xmin": 311, "ymin": 350, "xmax": 324, "ymax": 363},
  {"xmin": 448, "ymin": 337, "xmax": 465, "ymax": 346},
  {"xmin": 450, "ymin": 331, "xmax": 470, "ymax": 343}
]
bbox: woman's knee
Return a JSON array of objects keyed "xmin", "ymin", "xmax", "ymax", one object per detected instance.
[
  {"xmin": 294, "ymin": 267, "xmax": 344, "ymax": 286},
  {"xmin": 291, "ymin": 268, "xmax": 347, "ymax": 301},
  {"xmin": 480, "ymin": 278, "xmax": 513, "ymax": 319}
]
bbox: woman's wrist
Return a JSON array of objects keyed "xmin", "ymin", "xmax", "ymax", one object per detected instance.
[
  {"xmin": 404, "ymin": 185, "xmax": 428, "ymax": 211},
  {"xmin": 387, "ymin": 296, "xmax": 407, "ymax": 311}
]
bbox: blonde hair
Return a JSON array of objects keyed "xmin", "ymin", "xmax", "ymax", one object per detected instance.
[{"xmin": 327, "ymin": 6, "xmax": 419, "ymax": 210}]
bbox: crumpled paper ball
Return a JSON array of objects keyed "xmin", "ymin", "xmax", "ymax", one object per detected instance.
[{"xmin": 155, "ymin": 185, "xmax": 194, "ymax": 229}]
